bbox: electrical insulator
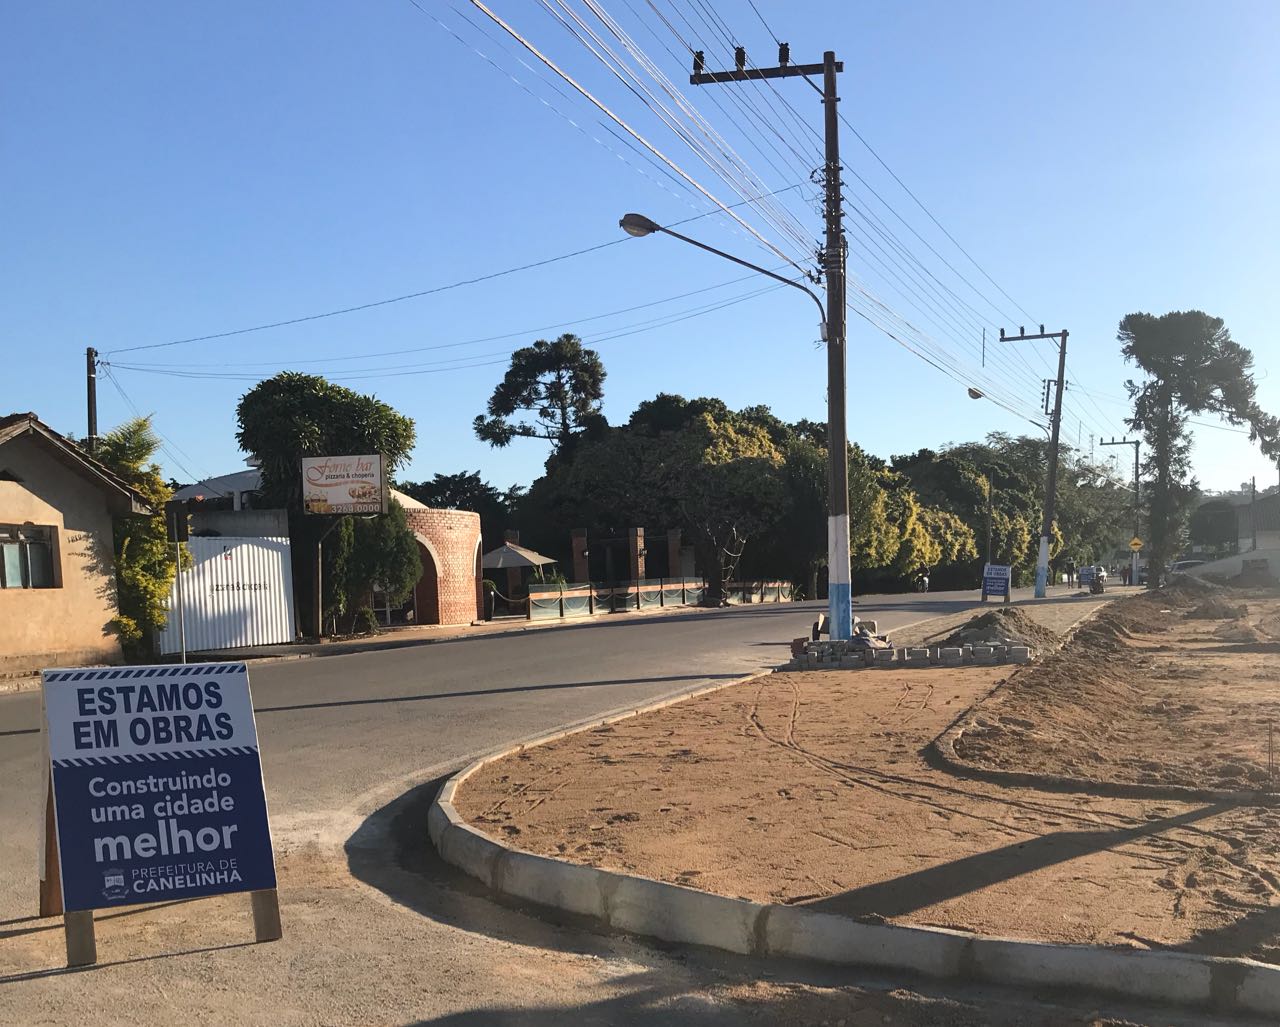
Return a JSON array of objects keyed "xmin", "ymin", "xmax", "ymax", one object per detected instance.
[
  {"xmin": 735, "ymin": 46, "xmax": 746, "ymax": 69},
  {"xmin": 693, "ymin": 50, "xmax": 704, "ymax": 74},
  {"xmin": 778, "ymin": 42, "xmax": 790, "ymax": 65}
]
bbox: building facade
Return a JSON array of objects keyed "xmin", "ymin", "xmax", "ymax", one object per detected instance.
[{"xmin": 0, "ymin": 414, "xmax": 148, "ymax": 676}]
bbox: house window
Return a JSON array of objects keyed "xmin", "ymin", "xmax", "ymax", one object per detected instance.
[{"xmin": 0, "ymin": 524, "xmax": 57, "ymax": 589}]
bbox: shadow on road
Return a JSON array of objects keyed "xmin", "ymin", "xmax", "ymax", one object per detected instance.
[{"xmin": 255, "ymin": 673, "xmax": 743, "ymax": 717}]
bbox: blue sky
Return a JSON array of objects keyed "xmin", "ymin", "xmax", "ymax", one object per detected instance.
[{"xmin": 4, "ymin": 1, "xmax": 1278, "ymax": 496}]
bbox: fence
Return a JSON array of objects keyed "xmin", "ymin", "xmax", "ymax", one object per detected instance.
[
  {"xmin": 158, "ymin": 537, "xmax": 297, "ymax": 655},
  {"xmin": 526, "ymin": 577, "xmax": 708, "ymax": 621},
  {"xmin": 524, "ymin": 577, "xmax": 790, "ymax": 620},
  {"xmin": 723, "ymin": 580, "xmax": 793, "ymax": 605}
]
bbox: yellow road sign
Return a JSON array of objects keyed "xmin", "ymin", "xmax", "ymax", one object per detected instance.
[{"xmin": 1129, "ymin": 537, "xmax": 1143, "ymax": 551}]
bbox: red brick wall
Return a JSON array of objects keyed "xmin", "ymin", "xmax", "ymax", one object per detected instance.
[{"xmin": 403, "ymin": 507, "xmax": 482, "ymax": 626}]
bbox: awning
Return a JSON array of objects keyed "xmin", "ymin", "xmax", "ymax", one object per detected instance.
[{"xmin": 482, "ymin": 543, "xmax": 558, "ymax": 570}]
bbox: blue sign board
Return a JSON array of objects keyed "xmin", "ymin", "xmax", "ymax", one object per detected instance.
[
  {"xmin": 982, "ymin": 563, "xmax": 1012, "ymax": 598},
  {"xmin": 42, "ymin": 664, "xmax": 276, "ymax": 913}
]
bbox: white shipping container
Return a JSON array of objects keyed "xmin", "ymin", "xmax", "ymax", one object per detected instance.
[{"xmin": 158, "ymin": 537, "xmax": 297, "ymax": 655}]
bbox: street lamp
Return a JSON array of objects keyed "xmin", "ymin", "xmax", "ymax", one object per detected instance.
[
  {"xmin": 620, "ymin": 212, "xmax": 852, "ymax": 639},
  {"xmin": 620, "ymin": 214, "xmax": 828, "ymax": 334}
]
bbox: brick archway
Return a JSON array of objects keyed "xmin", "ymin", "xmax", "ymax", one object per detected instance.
[
  {"xmin": 413, "ymin": 534, "xmax": 442, "ymax": 625},
  {"xmin": 402, "ymin": 507, "xmax": 482, "ymax": 626}
]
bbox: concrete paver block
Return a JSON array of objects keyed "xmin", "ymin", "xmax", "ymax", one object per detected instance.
[
  {"xmin": 939, "ymin": 647, "xmax": 963, "ymax": 666},
  {"xmin": 1009, "ymin": 646, "xmax": 1031, "ymax": 664},
  {"xmin": 873, "ymin": 650, "xmax": 896, "ymax": 668}
]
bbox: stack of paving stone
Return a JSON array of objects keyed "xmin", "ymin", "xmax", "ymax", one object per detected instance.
[{"xmin": 781, "ymin": 640, "xmax": 1031, "ymax": 672}]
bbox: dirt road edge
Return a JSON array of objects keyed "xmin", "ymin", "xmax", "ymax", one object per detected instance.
[{"xmin": 429, "ymin": 667, "xmax": 1280, "ymax": 1017}]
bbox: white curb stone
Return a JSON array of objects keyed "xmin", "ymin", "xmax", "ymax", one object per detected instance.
[
  {"xmin": 606, "ymin": 873, "xmax": 764, "ymax": 955},
  {"xmin": 498, "ymin": 849, "xmax": 608, "ymax": 920},
  {"xmin": 968, "ymin": 935, "xmax": 1210, "ymax": 1006},
  {"xmin": 766, "ymin": 906, "xmax": 966, "ymax": 978}
]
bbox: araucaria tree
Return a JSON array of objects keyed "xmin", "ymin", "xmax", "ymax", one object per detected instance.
[
  {"xmin": 1118, "ymin": 311, "xmax": 1279, "ymax": 583},
  {"xmin": 473, "ymin": 334, "xmax": 606, "ymax": 453}
]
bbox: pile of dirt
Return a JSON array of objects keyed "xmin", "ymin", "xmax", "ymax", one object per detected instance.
[
  {"xmin": 941, "ymin": 607, "xmax": 1060, "ymax": 651},
  {"xmin": 1186, "ymin": 598, "xmax": 1249, "ymax": 620},
  {"xmin": 949, "ymin": 591, "xmax": 1280, "ymax": 792},
  {"xmin": 1214, "ymin": 618, "xmax": 1265, "ymax": 643}
]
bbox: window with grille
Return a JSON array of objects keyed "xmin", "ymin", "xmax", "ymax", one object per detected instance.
[{"xmin": 0, "ymin": 524, "xmax": 57, "ymax": 589}]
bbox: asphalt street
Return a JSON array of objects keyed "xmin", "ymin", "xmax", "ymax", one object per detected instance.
[{"xmin": 3, "ymin": 586, "xmax": 1185, "ymax": 1027}]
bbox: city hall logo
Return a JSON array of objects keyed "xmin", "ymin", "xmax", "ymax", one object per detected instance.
[{"xmin": 101, "ymin": 867, "xmax": 128, "ymax": 901}]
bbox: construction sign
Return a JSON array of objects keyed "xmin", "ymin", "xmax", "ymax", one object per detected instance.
[{"xmin": 39, "ymin": 663, "xmax": 281, "ymax": 964}]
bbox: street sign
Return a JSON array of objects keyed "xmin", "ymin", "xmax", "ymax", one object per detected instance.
[
  {"xmin": 1130, "ymin": 537, "xmax": 1143, "ymax": 551},
  {"xmin": 982, "ymin": 563, "xmax": 1012, "ymax": 602},
  {"xmin": 40, "ymin": 663, "xmax": 279, "ymax": 963}
]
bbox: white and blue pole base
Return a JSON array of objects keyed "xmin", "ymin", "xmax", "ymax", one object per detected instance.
[
  {"xmin": 1033, "ymin": 535, "xmax": 1050, "ymax": 599},
  {"xmin": 828, "ymin": 513, "xmax": 853, "ymax": 640}
]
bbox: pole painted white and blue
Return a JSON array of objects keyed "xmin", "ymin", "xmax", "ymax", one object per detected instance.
[
  {"xmin": 828, "ymin": 513, "xmax": 853, "ymax": 640},
  {"xmin": 1034, "ymin": 534, "xmax": 1050, "ymax": 599}
]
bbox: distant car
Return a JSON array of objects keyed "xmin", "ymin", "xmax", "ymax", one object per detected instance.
[{"xmin": 1169, "ymin": 560, "xmax": 1206, "ymax": 575}]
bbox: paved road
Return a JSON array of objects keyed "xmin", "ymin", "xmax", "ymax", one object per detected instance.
[
  {"xmin": 5, "ymin": 587, "xmax": 1207, "ymax": 1027},
  {"xmin": 0, "ymin": 588, "xmax": 1038, "ymax": 837}
]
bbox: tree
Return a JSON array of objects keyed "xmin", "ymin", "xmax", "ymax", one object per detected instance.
[
  {"xmin": 236, "ymin": 372, "xmax": 418, "ymax": 634},
  {"xmin": 94, "ymin": 417, "xmax": 176, "ymax": 657},
  {"xmin": 341, "ymin": 499, "xmax": 421, "ymax": 632},
  {"xmin": 397, "ymin": 471, "xmax": 520, "ymax": 551},
  {"xmin": 473, "ymin": 334, "xmax": 606, "ymax": 453},
  {"xmin": 1118, "ymin": 310, "xmax": 1279, "ymax": 583}
]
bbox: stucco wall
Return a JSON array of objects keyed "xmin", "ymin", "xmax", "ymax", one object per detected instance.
[
  {"xmin": 404, "ymin": 507, "xmax": 482, "ymax": 626},
  {"xmin": 0, "ymin": 435, "xmax": 123, "ymax": 675}
]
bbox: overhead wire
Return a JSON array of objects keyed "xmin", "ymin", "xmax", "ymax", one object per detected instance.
[
  {"xmin": 443, "ymin": 0, "xmax": 809, "ymax": 274},
  {"xmin": 537, "ymin": 0, "xmax": 815, "ymax": 260}
]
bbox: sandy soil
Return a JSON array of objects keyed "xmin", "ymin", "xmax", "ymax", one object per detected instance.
[
  {"xmin": 953, "ymin": 586, "xmax": 1280, "ymax": 793},
  {"xmin": 458, "ymin": 597, "xmax": 1280, "ymax": 962}
]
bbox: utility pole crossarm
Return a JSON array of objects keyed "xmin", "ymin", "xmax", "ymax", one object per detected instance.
[{"xmin": 690, "ymin": 61, "xmax": 839, "ymax": 84}]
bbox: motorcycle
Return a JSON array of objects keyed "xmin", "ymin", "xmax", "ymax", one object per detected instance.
[{"xmin": 914, "ymin": 572, "xmax": 930, "ymax": 593}]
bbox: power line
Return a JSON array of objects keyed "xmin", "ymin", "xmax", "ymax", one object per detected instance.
[
  {"xmin": 104, "ymin": 237, "xmax": 626, "ymax": 357},
  {"xmin": 449, "ymin": 0, "xmax": 810, "ymax": 273},
  {"xmin": 116, "ymin": 263, "xmax": 792, "ymax": 369},
  {"xmin": 103, "ymin": 184, "xmax": 803, "ymax": 359}
]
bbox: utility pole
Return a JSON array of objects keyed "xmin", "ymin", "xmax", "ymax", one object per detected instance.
[
  {"xmin": 1101, "ymin": 437, "xmax": 1141, "ymax": 585},
  {"xmin": 1252, "ymin": 475, "xmax": 1258, "ymax": 551},
  {"xmin": 691, "ymin": 45, "xmax": 853, "ymax": 639},
  {"xmin": 1000, "ymin": 326, "xmax": 1068, "ymax": 598},
  {"xmin": 86, "ymin": 347, "xmax": 99, "ymax": 456}
]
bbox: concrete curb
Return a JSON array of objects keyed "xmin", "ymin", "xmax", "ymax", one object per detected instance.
[{"xmin": 430, "ymin": 661, "xmax": 1280, "ymax": 1017}]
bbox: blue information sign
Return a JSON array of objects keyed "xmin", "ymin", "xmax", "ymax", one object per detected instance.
[
  {"xmin": 982, "ymin": 563, "xmax": 1012, "ymax": 598},
  {"xmin": 42, "ymin": 663, "xmax": 276, "ymax": 913}
]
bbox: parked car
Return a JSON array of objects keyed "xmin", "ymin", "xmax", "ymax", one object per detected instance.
[{"xmin": 1169, "ymin": 559, "xmax": 1206, "ymax": 575}]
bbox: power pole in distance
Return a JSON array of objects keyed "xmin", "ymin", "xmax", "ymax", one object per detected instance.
[
  {"xmin": 86, "ymin": 347, "xmax": 99, "ymax": 456},
  {"xmin": 1101, "ymin": 436, "xmax": 1141, "ymax": 585},
  {"xmin": 1000, "ymin": 325, "xmax": 1068, "ymax": 598},
  {"xmin": 691, "ymin": 45, "xmax": 854, "ymax": 639}
]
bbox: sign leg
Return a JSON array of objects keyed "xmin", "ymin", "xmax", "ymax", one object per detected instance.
[
  {"xmin": 39, "ymin": 779, "xmax": 64, "ymax": 918},
  {"xmin": 251, "ymin": 889, "xmax": 282, "ymax": 942},
  {"xmin": 64, "ymin": 910, "xmax": 96, "ymax": 966}
]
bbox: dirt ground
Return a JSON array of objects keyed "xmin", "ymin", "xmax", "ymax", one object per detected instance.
[
  {"xmin": 952, "ymin": 585, "xmax": 1280, "ymax": 793},
  {"xmin": 458, "ymin": 591, "xmax": 1280, "ymax": 964}
]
